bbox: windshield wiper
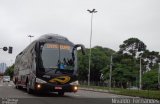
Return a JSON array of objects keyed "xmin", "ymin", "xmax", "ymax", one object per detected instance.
[{"xmin": 44, "ymin": 68, "xmax": 57, "ymax": 74}]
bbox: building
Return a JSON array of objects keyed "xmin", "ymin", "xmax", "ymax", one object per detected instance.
[{"xmin": 0, "ymin": 63, "xmax": 7, "ymax": 73}]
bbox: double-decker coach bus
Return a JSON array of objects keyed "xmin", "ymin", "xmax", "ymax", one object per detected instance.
[{"xmin": 13, "ymin": 34, "xmax": 85, "ymax": 95}]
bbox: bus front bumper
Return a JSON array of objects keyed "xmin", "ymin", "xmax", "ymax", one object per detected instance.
[{"xmin": 34, "ymin": 83, "xmax": 78, "ymax": 93}]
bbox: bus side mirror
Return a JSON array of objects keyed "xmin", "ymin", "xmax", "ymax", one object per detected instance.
[
  {"xmin": 80, "ymin": 45, "xmax": 86, "ymax": 55},
  {"xmin": 72, "ymin": 44, "xmax": 86, "ymax": 61},
  {"xmin": 74, "ymin": 44, "xmax": 86, "ymax": 55}
]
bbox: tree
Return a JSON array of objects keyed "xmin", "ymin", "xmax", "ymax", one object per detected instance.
[
  {"xmin": 110, "ymin": 54, "xmax": 139, "ymax": 88},
  {"xmin": 78, "ymin": 46, "xmax": 115, "ymax": 82},
  {"xmin": 90, "ymin": 47, "xmax": 108, "ymax": 82},
  {"xmin": 117, "ymin": 37, "xmax": 160, "ymax": 88},
  {"xmin": 119, "ymin": 37, "xmax": 146, "ymax": 57},
  {"xmin": 77, "ymin": 37, "xmax": 160, "ymax": 89},
  {"xmin": 142, "ymin": 50, "xmax": 159, "ymax": 70},
  {"xmin": 78, "ymin": 49, "xmax": 89, "ymax": 81},
  {"xmin": 4, "ymin": 64, "xmax": 14, "ymax": 79},
  {"xmin": 142, "ymin": 69, "xmax": 158, "ymax": 89}
]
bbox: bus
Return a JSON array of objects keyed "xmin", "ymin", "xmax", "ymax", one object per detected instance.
[{"xmin": 13, "ymin": 34, "xmax": 85, "ymax": 95}]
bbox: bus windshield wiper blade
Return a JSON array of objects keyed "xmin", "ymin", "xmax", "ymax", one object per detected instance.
[{"xmin": 45, "ymin": 68, "xmax": 57, "ymax": 74}]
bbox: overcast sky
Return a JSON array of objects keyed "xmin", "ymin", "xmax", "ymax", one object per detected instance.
[{"xmin": 0, "ymin": 0, "xmax": 160, "ymax": 66}]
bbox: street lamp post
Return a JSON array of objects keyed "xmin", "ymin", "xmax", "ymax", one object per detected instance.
[
  {"xmin": 158, "ymin": 63, "xmax": 160, "ymax": 89},
  {"xmin": 28, "ymin": 35, "xmax": 34, "ymax": 43},
  {"xmin": 139, "ymin": 57, "xmax": 142, "ymax": 90},
  {"xmin": 109, "ymin": 55, "xmax": 113, "ymax": 91},
  {"xmin": 138, "ymin": 43, "xmax": 144, "ymax": 90},
  {"xmin": 87, "ymin": 9, "xmax": 97, "ymax": 86}
]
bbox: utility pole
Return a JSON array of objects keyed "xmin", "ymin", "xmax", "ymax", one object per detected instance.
[
  {"xmin": 139, "ymin": 57, "xmax": 142, "ymax": 90},
  {"xmin": 138, "ymin": 43, "xmax": 144, "ymax": 90},
  {"xmin": 158, "ymin": 63, "xmax": 160, "ymax": 89},
  {"xmin": 109, "ymin": 55, "xmax": 112, "ymax": 91},
  {"xmin": 87, "ymin": 9, "xmax": 97, "ymax": 86}
]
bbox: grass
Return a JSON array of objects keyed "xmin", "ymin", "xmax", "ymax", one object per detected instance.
[{"xmin": 80, "ymin": 85, "xmax": 160, "ymax": 100}]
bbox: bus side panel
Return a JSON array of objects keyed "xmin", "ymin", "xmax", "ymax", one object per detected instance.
[{"xmin": 14, "ymin": 42, "xmax": 36, "ymax": 89}]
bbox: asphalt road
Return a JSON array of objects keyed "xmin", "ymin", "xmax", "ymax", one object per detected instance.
[{"xmin": 0, "ymin": 81, "xmax": 134, "ymax": 104}]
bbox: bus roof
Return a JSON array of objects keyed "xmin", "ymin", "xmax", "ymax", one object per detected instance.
[{"xmin": 35, "ymin": 33, "xmax": 74, "ymax": 46}]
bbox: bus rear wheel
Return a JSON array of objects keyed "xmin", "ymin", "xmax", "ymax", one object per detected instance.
[
  {"xmin": 15, "ymin": 84, "xmax": 18, "ymax": 89},
  {"xmin": 15, "ymin": 82, "xmax": 21, "ymax": 89}
]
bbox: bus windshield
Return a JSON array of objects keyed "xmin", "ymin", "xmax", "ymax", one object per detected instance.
[{"xmin": 40, "ymin": 43, "xmax": 74, "ymax": 71}]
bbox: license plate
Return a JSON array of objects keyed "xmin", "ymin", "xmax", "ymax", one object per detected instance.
[{"xmin": 55, "ymin": 86, "xmax": 62, "ymax": 90}]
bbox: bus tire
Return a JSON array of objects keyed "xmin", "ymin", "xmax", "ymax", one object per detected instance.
[
  {"xmin": 27, "ymin": 82, "xmax": 32, "ymax": 94},
  {"xmin": 15, "ymin": 85, "xmax": 18, "ymax": 89},
  {"xmin": 15, "ymin": 82, "xmax": 20, "ymax": 89}
]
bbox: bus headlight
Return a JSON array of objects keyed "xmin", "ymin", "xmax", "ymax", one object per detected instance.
[
  {"xmin": 74, "ymin": 86, "xmax": 78, "ymax": 91},
  {"xmin": 36, "ymin": 78, "xmax": 47, "ymax": 84},
  {"xmin": 37, "ymin": 84, "xmax": 41, "ymax": 89},
  {"xmin": 70, "ymin": 81, "xmax": 79, "ymax": 85}
]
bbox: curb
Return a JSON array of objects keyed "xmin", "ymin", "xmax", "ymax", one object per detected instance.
[
  {"xmin": 79, "ymin": 87, "xmax": 140, "ymax": 98},
  {"xmin": 79, "ymin": 87, "xmax": 110, "ymax": 93}
]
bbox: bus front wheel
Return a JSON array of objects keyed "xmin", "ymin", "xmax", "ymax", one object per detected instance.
[{"xmin": 27, "ymin": 83, "xmax": 33, "ymax": 94}]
